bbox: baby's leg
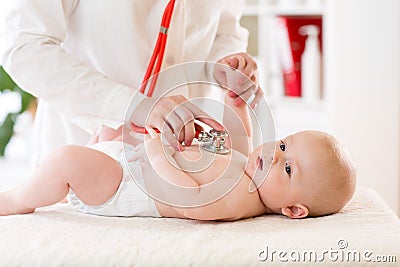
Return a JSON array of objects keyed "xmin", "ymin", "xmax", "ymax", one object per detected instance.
[{"xmin": 0, "ymin": 145, "xmax": 122, "ymax": 215}]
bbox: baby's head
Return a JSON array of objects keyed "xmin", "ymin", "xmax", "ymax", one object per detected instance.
[{"xmin": 245, "ymin": 130, "xmax": 356, "ymax": 219}]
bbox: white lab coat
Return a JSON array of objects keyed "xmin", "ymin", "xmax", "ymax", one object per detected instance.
[{"xmin": 1, "ymin": 0, "xmax": 248, "ymax": 165}]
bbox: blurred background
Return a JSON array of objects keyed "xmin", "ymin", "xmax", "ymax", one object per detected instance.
[{"xmin": 0, "ymin": 0, "xmax": 399, "ymax": 215}]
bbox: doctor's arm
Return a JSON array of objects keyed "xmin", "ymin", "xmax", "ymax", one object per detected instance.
[
  {"xmin": 1, "ymin": 1, "xmax": 221, "ymax": 151},
  {"xmin": 207, "ymin": 0, "xmax": 248, "ymax": 62},
  {"xmin": 1, "ymin": 0, "xmax": 136, "ymax": 135}
]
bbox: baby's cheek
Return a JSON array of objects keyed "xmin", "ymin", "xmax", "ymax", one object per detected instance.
[
  {"xmin": 264, "ymin": 173, "xmax": 287, "ymax": 198},
  {"xmin": 264, "ymin": 169, "xmax": 277, "ymax": 184}
]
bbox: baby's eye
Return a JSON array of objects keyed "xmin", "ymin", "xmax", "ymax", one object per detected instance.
[
  {"xmin": 285, "ymin": 163, "xmax": 291, "ymax": 176},
  {"xmin": 279, "ymin": 141, "xmax": 286, "ymax": 151}
]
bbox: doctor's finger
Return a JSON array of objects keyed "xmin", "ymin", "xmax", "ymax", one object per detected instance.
[
  {"xmin": 182, "ymin": 120, "xmax": 196, "ymax": 146},
  {"xmin": 174, "ymin": 106, "xmax": 196, "ymax": 146},
  {"xmin": 228, "ymin": 90, "xmax": 239, "ymax": 98},
  {"xmin": 184, "ymin": 102, "xmax": 224, "ymax": 131},
  {"xmin": 227, "ymin": 57, "xmax": 239, "ymax": 69},
  {"xmin": 145, "ymin": 127, "xmax": 159, "ymax": 139},
  {"xmin": 148, "ymin": 102, "xmax": 173, "ymax": 124},
  {"xmin": 234, "ymin": 77, "xmax": 259, "ymax": 106},
  {"xmin": 148, "ymin": 112, "xmax": 183, "ymax": 151},
  {"xmin": 165, "ymin": 111, "xmax": 186, "ymax": 144},
  {"xmin": 231, "ymin": 76, "xmax": 256, "ymax": 96},
  {"xmin": 218, "ymin": 57, "xmax": 230, "ymax": 66},
  {"xmin": 161, "ymin": 122, "xmax": 183, "ymax": 152},
  {"xmin": 233, "ymin": 55, "xmax": 247, "ymax": 71},
  {"xmin": 239, "ymin": 88, "xmax": 254, "ymax": 102},
  {"xmin": 233, "ymin": 89, "xmax": 253, "ymax": 107},
  {"xmin": 241, "ymin": 59, "xmax": 258, "ymax": 79},
  {"xmin": 250, "ymin": 87, "xmax": 264, "ymax": 109}
]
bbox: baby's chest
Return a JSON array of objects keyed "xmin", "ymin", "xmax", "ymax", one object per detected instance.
[{"xmin": 172, "ymin": 148, "xmax": 247, "ymax": 186}]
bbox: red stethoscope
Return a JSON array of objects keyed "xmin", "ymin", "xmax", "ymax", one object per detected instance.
[
  {"xmin": 130, "ymin": 0, "xmax": 182, "ymax": 135},
  {"xmin": 129, "ymin": 1, "xmax": 230, "ymax": 154},
  {"xmin": 139, "ymin": 0, "xmax": 176, "ymax": 98},
  {"xmin": 130, "ymin": 0, "xmax": 200, "ymax": 137}
]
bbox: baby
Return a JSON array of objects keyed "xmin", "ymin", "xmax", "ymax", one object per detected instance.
[{"xmin": 0, "ymin": 93, "xmax": 356, "ymax": 220}]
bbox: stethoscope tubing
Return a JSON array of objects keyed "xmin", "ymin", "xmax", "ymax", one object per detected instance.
[{"xmin": 131, "ymin": 0, "xmax": 176, "ymax": 135}]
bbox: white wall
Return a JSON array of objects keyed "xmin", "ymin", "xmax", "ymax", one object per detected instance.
[{"xmin": 325, "ymin": 0, "xmax": 400, "ymax": 214}]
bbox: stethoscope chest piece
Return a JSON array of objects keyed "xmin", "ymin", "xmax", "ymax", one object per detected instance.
[{"xmin": 197, "ymin": 129, "xmax": 231, "ymax": 155}]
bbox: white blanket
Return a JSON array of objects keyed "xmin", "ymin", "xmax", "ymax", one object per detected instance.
[{"xmin": 1, "ymin": 188, "xmax": 399, "ymax": 266}]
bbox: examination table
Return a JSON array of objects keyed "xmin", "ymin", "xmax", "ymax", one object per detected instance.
[{"xmin": 0, "ymin": 188, "xmax": 399, "ymax": 266}]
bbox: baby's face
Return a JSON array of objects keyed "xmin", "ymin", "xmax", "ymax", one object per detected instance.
[{"xmin": 245, "ymin": 131, "xmax": 328, "ymax": 213}]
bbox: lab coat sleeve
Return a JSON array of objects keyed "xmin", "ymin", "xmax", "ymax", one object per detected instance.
[
  {"xmin": 207, "ymin": 0, "xmax": 249, "ymax": 62},
  {"xmin": 1, "ymin": 0, "xmax": 141, "ymax": 135}
]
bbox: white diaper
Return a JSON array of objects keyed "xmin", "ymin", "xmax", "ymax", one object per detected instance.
[{"xmin": 67, "ymin": 141, "xmax": 161, "ymax": 218}]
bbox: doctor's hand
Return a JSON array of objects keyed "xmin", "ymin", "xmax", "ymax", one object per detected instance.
[
  {"xmin": 131, "ymin": 95, "xmax": 224, "ymax": 151},
  {"xmin": 214, "ymin": 52, "xmax": 264, "ymax": 109}
]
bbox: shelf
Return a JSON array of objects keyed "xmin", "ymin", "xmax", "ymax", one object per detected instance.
[{"xmin": 243, "ymin": 1, "xmax": 328, "ymax": 138}]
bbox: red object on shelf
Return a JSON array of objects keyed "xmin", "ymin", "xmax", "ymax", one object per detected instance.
[{"xmin": 276, "ymin": 16, "xmax": 323, "ymax": 97}]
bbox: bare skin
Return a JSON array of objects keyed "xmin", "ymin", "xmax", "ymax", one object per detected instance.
[
  {"xmin": 0, "ymin": 54, "xmax": 261, "ymax": 219},
  {"xmin": 0, "ymin": 89, "xmax": 263, "ymax": 219},
  {"xmin": 0, "ymin": 129, "xmax": 348, "ymax": 220},
  {"xmin": 0, "ymin": 55, "xmax": 355, "ymax": 219},
  {"xmin": 0, "ymin": 105, "xmax": 353, "ymax": 220}
]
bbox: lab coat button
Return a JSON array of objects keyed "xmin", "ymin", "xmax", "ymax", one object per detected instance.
[{"xmin": 166, "ymin": 56, "xmax": 175, "ymax": 65}]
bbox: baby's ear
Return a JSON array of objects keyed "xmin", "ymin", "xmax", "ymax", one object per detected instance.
[{"xmin": 281, "ymin": 204, "xmax": 309, "ymax": 219}]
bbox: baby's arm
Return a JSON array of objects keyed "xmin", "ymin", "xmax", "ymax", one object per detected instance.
[{"xmin": 222, "ymin": 91, "xmax": 253, "ymax": 156}]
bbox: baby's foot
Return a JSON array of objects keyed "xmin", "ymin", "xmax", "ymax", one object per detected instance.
[{"xmin": 0, "ymin": 191, "xmax": 35, "ymax": 216}]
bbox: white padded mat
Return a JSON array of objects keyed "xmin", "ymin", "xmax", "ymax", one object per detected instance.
[{"xmin": 0, "ymin": 188, "xmax": 399, "ymax": 266}]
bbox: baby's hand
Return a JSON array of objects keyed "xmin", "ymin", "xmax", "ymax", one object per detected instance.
[{"xmin": 214, "ymin": 52, "xmax": 264, "ymax": 109}]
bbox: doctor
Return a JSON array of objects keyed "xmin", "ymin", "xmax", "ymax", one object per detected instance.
[{"xmin": 2, "ymin": 0, "xmax": 262, "ymax": 165}]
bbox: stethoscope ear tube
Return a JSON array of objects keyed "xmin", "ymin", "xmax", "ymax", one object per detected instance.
[
  {"xmin": 130, "ymin": 0, "xmax": 176, "ymax": 136},
  {"xmin": 129, "ymin": 1, "xmax": 231, "ymax": 154},
  {"xmin": 140, "ymin": 0, "xmax": 176, "ymax": 97}
]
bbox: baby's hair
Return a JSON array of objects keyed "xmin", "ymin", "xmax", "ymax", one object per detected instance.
[{"xmin": 306, "ymin": 132, "xmax": 357, "ymax": 217}]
